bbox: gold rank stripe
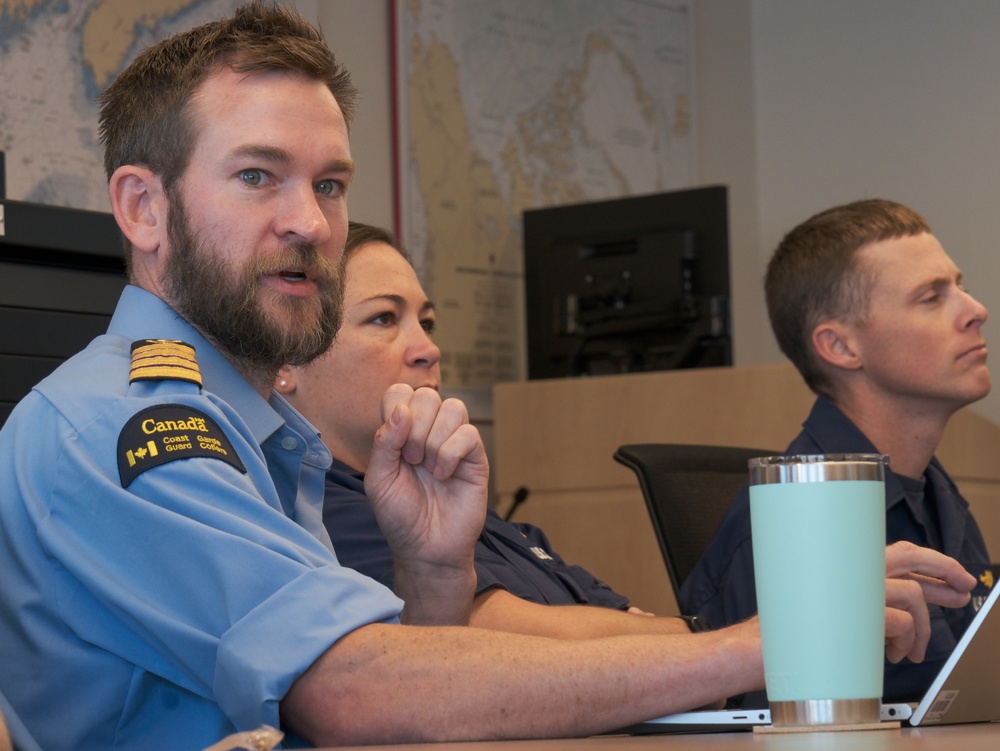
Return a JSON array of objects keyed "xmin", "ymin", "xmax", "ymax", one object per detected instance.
[
  {"xmin": 131, "ymin": 351, "xmax": 199, "ymax": 370},
  {"xmin": 129, "ymin": 340, "xmax": 202, "ymax": 387},
  {"xmin": 130, "ymin": 363, "xmax": 203, "ymax": 385},
  {"xmin": 131, "ymin": 341, "xmax": 198, "ymax": 360}
]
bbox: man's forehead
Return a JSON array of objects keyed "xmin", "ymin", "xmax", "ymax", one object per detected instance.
[
  {"xmin": 860, "ymin": 233, "xmax": 958, "ymax": 291},
  {"xmin": 191, "ymin": 66, "xmax": 345, "ymax": 123},
  {"xmin": 186, "ymin": 67, "xmax": 350, "ymax": 160}
]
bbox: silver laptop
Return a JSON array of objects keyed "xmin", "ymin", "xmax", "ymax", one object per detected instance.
[
  {"xmin": 628, "ymin": 581, "xmax": 1000, "ymax": 734},
  {"xmin": 907, "ymin": 578, "xmax": 1000, "ymax": 726},
  {"xmin": 626, "ymin": 703, "xmax": 909, "ymax": 734}
]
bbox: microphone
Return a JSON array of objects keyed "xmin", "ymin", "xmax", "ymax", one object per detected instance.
[{"xmin": 504, "ymin": 486, "xmax": 530, "ymax": 521}]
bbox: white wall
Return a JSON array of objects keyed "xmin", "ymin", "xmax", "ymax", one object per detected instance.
[
  {"xmin": 691, "ymin": 0, "xmax": 767, "ymax": 370},
  {"xmin": 322, "ymin": 0, "xmax": 1000, "ymax": 425},
  {"xmin": 750, "ymin": 0, "xmax": 1000, "ymax": 424}
]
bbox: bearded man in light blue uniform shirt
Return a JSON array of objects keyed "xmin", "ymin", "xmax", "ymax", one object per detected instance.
[
  {"xmin": 0, "ymin": 286, "xmax": 406, "ymax": 749},
  {"xmin": 0, "ymin": 4, "xmax": 462, "ymax": 749}
]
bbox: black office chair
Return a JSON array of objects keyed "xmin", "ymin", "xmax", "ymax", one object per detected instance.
[{"xmin": 613, "ymin": 443, "xmax": 778, "ymax": 600}]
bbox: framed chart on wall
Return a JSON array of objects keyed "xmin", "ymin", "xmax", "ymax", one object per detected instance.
[{"xmin": 392, "ymin": 0, "xmax": 696, "ymax": 391}]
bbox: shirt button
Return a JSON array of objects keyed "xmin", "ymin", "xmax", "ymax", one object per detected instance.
[{"xmin": 281, "ymin": 436, "xmax": 298, "ymax": 451}]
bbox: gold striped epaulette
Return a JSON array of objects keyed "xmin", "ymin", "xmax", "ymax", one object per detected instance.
[{"xmin": 129, "ymin": 339, "xmax": 202, "ymax": 387}]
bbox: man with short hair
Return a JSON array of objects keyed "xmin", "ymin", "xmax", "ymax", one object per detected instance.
[{"xmin": 681, "ymin": 198, "xmax": 993, "ymax": 704}]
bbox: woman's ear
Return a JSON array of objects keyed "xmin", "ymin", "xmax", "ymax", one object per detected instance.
[
  {"xmin": 275, "ymin": 367, "xmax": 297, "ymax": 395},
  {"xmin": 108, "ymin": 165, "xmax": 168, "ymax": 256},
  {"xmin": 812, "ymin": 320, "xmax": 863, "ymax": 372}
]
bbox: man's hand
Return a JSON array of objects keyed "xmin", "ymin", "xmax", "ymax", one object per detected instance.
[
  {"xmin": 364, "ymin": 384, "xmax": 489, "ymax": 624},
  {"xmin": 883, "ymin": 541, "xmax": 976, "ymax": 664}
]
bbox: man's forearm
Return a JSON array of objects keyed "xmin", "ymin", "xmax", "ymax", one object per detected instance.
[
  {"xmin": 469, "ymin": 588, "xmax": 693, "ymax": 638},
  {"xmin": 281, "ymin": 620, "xmax": 764, "ymax": 746}
]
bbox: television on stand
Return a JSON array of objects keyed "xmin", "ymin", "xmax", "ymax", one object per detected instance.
[{"xmin": 522, "ymin": 185, "xmax": 731, "ymax": 380}]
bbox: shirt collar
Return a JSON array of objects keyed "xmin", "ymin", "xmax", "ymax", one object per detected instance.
[
  {"xmin": 801, "ymin": 394, "xmax": 906, "ymax": 504},
  {"xmin": 799, "ymin": 395, "xmax": 964, "ymax": 519}
]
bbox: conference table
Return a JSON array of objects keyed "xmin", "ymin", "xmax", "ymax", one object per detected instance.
[{"xmin": 321, "ymin": 723, "xmax": 1000, "ymax": 751}]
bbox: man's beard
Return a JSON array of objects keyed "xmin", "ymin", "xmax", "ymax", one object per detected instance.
[{"xmin": 162, "ymin": 197, "xmax": 343, "ymax": 384}]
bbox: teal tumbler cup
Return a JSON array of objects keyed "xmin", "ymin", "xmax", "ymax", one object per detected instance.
[{"xmin": 749, "ymin": 454, "xmax": 888, "ymax": 727}]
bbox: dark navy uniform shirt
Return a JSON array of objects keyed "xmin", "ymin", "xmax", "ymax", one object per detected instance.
[
  {"xmin": 679, "ymin": 394, "xmax": 993, "ymax": 706},
  {"xmin": 323, "ymin": 458, "xmax": 631, "ymax": 609}
]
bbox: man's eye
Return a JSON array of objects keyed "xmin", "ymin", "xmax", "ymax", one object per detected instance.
[
  {"xmin": 240, "ymin": 169, "xmax": 263, "ymax": 186},
  {"xmin": 316, "ymin": 180, "xmax": 340, "ymax": 196}
]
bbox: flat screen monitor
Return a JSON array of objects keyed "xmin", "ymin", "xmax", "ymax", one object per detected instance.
[{"xmin": 523, "ymin": 185, "xmax": 731, "ymax": 380}]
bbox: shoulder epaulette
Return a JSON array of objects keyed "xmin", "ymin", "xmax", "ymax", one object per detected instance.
[{"xmin": 129, "ymin": 339, "xmax": 202, "ymax": 387}]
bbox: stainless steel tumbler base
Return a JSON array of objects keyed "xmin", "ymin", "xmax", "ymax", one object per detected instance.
[{"xmin": 769, "ymin": 698, "xmax": 881, "ymax": 726}]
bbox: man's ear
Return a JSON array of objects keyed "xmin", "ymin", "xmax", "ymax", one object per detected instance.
[
  {"xmin": 812, "ymin": 320, "xmax": 863, "ymax": 372},
  {"xmin": 108, "ymin": 165, "xmax": 168, "ymax": 256}
]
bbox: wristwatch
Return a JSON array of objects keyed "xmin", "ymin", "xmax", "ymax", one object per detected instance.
[{"xmin": 678, "ymin": 614, "xmax": 711, "ymax": 633}]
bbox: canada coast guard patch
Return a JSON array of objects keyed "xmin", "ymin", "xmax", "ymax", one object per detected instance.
[{"xmin": 117, "ymin": 404, "xmax": 246, "ymax": 487}]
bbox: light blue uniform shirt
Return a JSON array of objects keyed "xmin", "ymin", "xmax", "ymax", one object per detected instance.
[{"xmin": 0, "ymin": 286, "xmax": 403, "ymax": 750}]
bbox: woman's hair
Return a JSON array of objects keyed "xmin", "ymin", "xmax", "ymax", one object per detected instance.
[{"xmin": 345, "ymin": 221, "xmax": 411, "ymax": 263}]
